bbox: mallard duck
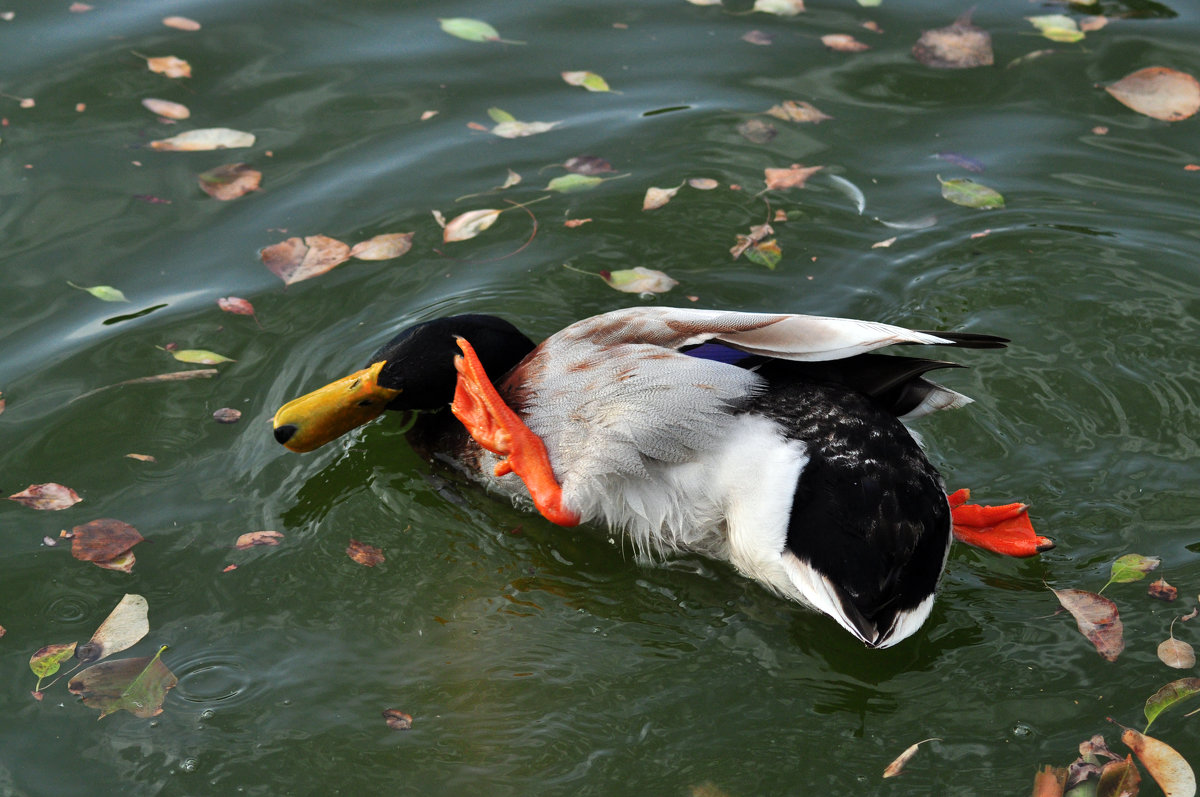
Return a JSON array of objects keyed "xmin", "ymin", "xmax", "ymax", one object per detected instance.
[{"xmin": 274, "ymin": 307, "xmax": 1049, "ymax": 648}]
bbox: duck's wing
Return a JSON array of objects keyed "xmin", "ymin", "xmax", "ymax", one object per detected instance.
[{"xmin": 549, "ymin": 306, "xmax": 1003, "ymax": 362}]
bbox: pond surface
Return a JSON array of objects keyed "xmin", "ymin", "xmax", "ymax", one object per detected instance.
[{"xmin": 3, "ymin": 0, "xmax": 1200, "ymax": 794}]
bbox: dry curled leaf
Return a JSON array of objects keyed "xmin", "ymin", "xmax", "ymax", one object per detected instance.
[
  {"xmin": 883, "ymin": 738, "xmax": 940, "ymax": 778},
  {"xmin": 141, "ymin": 98, "xmax": 190, "ymax": 120},
  {"xmin": 9, "ymin": 483, "xmax": 81, "ymax": 510},
  {"xmin": 162, "ymin": 15, "xmax": 200, "ymax": 31},
  {"xmin": 765, "ymin": 100, "xmax": 831, "ymax": 123},
  {"xmin": 261, "ymin": 235, "xmax": 351, "ymax": 285},
  {"xmin": 913, "ymin": 11, "xmax": 993, "ymax": 69},
  {"xmin": 217, "ymin": 296, "xmax": 255, "ymax": 317},
  {"xmin": 643, "ymin": 184, "xmax": 682, "ymax": 210},
  {"xmin": 235, "ymin": 530, "xmax": 283, "ymax": 550},
  {"xmin": 443, "ymin": 209, "xmax": 501, "ymax": 242},
  {"xmin": 764, "ymin": 164, "xmax": 823, "ymax": 190},
  {"xmin": 150, "ymin": 128, "xmax": 255, "ymax": 151},
  {"xmin": 146, "ymin": 56, "xmax": 191, "ymax": 79},
  {"xmin": 1105, "ymin": 67, "xmax": 1200, "ymax": 122},
  {"xmin": 347, "ymin": 539, "xmax": 384, "ymax": 567},
  {"xmin": 1149, "ymin": 578, "xmax": 1179, "ymax": 601},
  {"xmin": 212, "ymin": 407, "xmax": 241, "ymax": 423},
  {"xmin": 822, "ymin": 33, "xmax": 870, "ymax": 52},
  {"xmin": 70, "ymin": 518, "xmax": 144, "ymax": 571},
  {"xmin": 198, "ymin": 163, "xmax": 262, "ymax": 200},
  {"xmin": 383, "ymin": 709, "xmax": 413, "ymax": 730}
]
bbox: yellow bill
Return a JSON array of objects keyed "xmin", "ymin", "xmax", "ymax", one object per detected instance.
[{"xmin": 273, "ymin": 361, "xmax": 400, "ymax": 452}]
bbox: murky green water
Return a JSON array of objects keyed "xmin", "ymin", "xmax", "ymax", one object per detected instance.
[{"xmin": 3, "ymin": 1, "xmax": 1200, "ymax": 794}]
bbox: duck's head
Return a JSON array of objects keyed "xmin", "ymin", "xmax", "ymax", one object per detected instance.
[{"xmin": 272, "ymin": 314, "xmax": 535, "ymax": 453}]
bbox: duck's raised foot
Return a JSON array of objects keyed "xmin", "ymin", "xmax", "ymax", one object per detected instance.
[
  {"xmin": 451, "ymin": 336, "xmax": 581, "ymax": 527},
  {"xmin": 948, "ymin": 488, "xmax": 1053, "ymax": 557}
]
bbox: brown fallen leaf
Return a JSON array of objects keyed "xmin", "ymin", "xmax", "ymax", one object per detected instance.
[
  {"xmin": 382, "ymin": 709, "xmax": 413, "ymax": 730},
  {"xmin": 643, "ymin": 184, "xmax": 682, "ymax": 210},
  {"xmin": 217, "ymin": 296, "xmax": 256, "ymax": 317},
  {"xmin": 125, "ymin": 453, "xmax": 156, "ymax": 462},
  {"xmin": 1121, "ymin": 727, "xmax": 1196, "ymax": 797},
  {"xmin": 70, "ymin": 519, "xmax": 144, "ymax": 570},
  {"xmin": 765, "ymin": 100, "xmax": 831, "ymax": 124},
  {"xmin": 1158, "ymin": 617, "xmax": 1195, "ymax": 669},
  {"xmin": 1080, "ymin": 734, "xmax": 1122, "ymax": 763},
  {"xmin": 347, "ymin": 539, "xmax": 384, "ymax": 567},
  {"xmin": 198, "ymin": 163, "xmax": 262, "ymax": 200},
  {"xmin": 742, "ymin": 30, "xmax": 773, "ymax": 46},
  {"xmin": 1097, "ymin": 755, "xmax": 1141, "ymax": 797},
  {"xmin": 1051, "ymin": 587, "xmax": 1124, "ymax": 661},
  {"xmin": 913, "ymin": 10, "xmax": 993, "ymax": 69},
  {"xmin": 564, "ymin": 218, "xmax": 592, "ymax": 228},
  {"xmin": 235, "ymin": 530, "xmax": 283, "ymax": 550},
  {"xmin": 883, "ymin": 737, "xmax": 940, "ymax": 778},
  {"xmin": 1150, "ymin": 578, "xmax": 1179, "ymax": 601},
  {"xmin": 563, "ymin": 155, "xmax": 614, "ymax": 175},
  {"xmin": 688, "ymin": 178, "xmax": 718, "ymax": 190},
  {"xmin": 146, "ymin": 56, "xmax": 192, "ymax": 79},
  {"xmin": 212, "ymin": 407, "xmax": 241, "ymax": 423},
  {"xmin": 1032, "ymin": 765, "xmax": 1067, "ymax": 797},
  {"xmin": 141, "ymin": 98, "xmax": 190, "ymax": 120},
  {"xmin": 9, "ymin": 483, "xmax": 82, "ymax": 510},
  {"xmin": 1106, "ymin": 67, "xmax": 1200, "ymax": 122},
  {"xmin": 349, "ymin": 232, "xmax": 413, "ymax": 260},
  {"xmin": 764, "ymin": 164, "xmax": 823, "ymax": 191},
  {"xmin": 261, "ymin": 235, "xmax": 351, "ymax": 285},
  {"xmin": 731, "ymin": 223, "xmax": 774, "ymax": 259},
  {"xmin": 822, "ymin": 33, "xmax": 870, "ymax": 52}
]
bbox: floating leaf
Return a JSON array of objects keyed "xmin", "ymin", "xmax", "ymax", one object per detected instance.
[
  {"xmin": 162, "ymin": 15, "xmax": 200, "ymax": 31},
  {"xmin": 765, "ymin": 164, "xmax": 823, "ymax": 190},
  {"xmin": 563, "ymin": 155, "xmax": 613, "ymax": 175},
  {"xmin": 600, "ymin": 267, "xmax": 678, "ymax": 295},
  {"xmin": 742, "ymin": 30, "xmax": 773, "ymax": 46},
  {"xmin": 350, "ymin": 232, "xmax": 413, "ymax": 260},
  {"xmin": 383, "ymin": 709, "xmax": 413, "ymax": 730},
  {"xmin": 491, "ymin": 119, "xmax": 561, "ymax": 138},
  {"xmin": 938, "ymin": 176, "xmax": 1004, "ymax": 209},
  {"xmin": 1149, "ymin": 578, "xmax": 1179, "ymax": 601},
  {"xmin": 822, "ymin": 33, "xmax": 870, "ymax": 52},
  {"xmin": 439, "ymin": 17, "xmax": 522, "ymax": 44},
  {"xmin": 261, "ymin": 235, "xmax": 351, "ymax": 285},
  {"xmin": 217, "ymin": 296, "xmax": 255, "ymax": 316},
  {"xmin": 689, "ymin": 178, "xmax": 718, "ymax": 190},
  {"xmin": 487, "ymin": 107, "xmax": 516, "ymax": 124},
  {"xmin": 212, "ymin": 407, "xmax": 241, "ymax": 423},
  {"xmin": 1097, "ymin": 755, "xmax": 1141, "ymax": 797},
  {"xmin": 69, "ymin": 369, "xmax": 217, "ymax": 405},
  {"xmin": 744, "ymin": 239, "xmax": 782, "ymax": 269},
  {"xmin": 1121, "ymin": 727, "xmax": 1196, "ymax": 797},
  {"xmin": 1158, "ymin": 636, "xmax": 1195, "ymax": 670},
  {"xmin": 883, "ymin": 738, "xmax": 940, "ymax": 778},
  {"xmin": 347, "ymin": 539, "xmax": 384, "ymax": 567},
  {"xmin": 170, "ymin": 349, "xmax": 234, "ymax": 364},
  {"xmin": 1144, "ymin": 678, "xmax": 1200, "ymax": 732},
  {"xmin": 67, "ymin": 281, "xmax": 128, "ymax": 302},
  {"xmin": 913, "ymin": 11, "xmax": 993, "ymax": 69},
  {"xmin": 1051, "ymin": 587, "xmax": 1124, "ymax": 661},
  {"xmin": 69, "ymin": 645, "xmax": 177, "ymax": 719},
  {"xmin": 198, "ymin": 163, "xmax": 262, "ymax": 200},
  {"xmin": 29, "ymin": 642, "xmax": 77, "ymax": 680},
  {"xmin": 125, "ymin": 453, "xmax": 156, "ymax": 462},
  {"xmin": 235, "ymin": 530, "xmax": 283, "ymax": 550},
  {"xmin": 872, "ymin": 236, "xmax": 897, "ymax": 249},
  {"xmin": 70, "ymin": 518, "xmax": 144, "ymax": 568},
  {"xmin": 765, "ymin": 100, "xmax": 831, "ymax": 123},
  {"xmin": 934, "ymin": 152, "xmax": 985, "ymax": 173},
  {"xmin": 546, "ymin": 174, "xmax": 608, "ymax": 193},
  {"xmin": 1105, "ymin": 67, "xmax": 1200, "ymax": 123},
  {"xmin": 1102, "ymin": 553, "xmax": 1161, "ymax": 592},
  {"xmin": 562, "ymin": 71, "xmax": 611, "ymax": 92},
  {"xmin": 146, "ymin": 56, "xmax": 191, "ymax": 79},
  {"xmin": 140, "ymin": 98, "xmax": 189, "ymax": 120},
  {"xmin": 753, "ymin": 0, "xmax": 804, "ymax": 15},
  {"xmin": 443, "ymin": 209, "xmax": 501, "ymax": 242},
  {"xmin": 731, "ymin": 223, "xmax": 774, "ymax": 260},
  {"xmin": 737, "ymin": 118, "xmax": 777, "ymax": 144},
  {"xmin": 150, "ymin": 128, "xmax": 255, "ymax": 151},
  {"xmin": 643, "ymin": 184, "xmax": 682, "ymax": 210},
  {"xmin": 83, "ymin": 594, "xmax": 149, "ymax": 664},
  {"xmin": 1027, "ymin": 15, "xmax": 1085, "ymax": 43},
  {"xmin": 9, "ymin": 483, "xmax": 81, "ymax": 510}
]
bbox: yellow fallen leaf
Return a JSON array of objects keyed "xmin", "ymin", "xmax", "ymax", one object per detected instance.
[{"xmin": 147, "ymin": 56, "xmax": 191, "ymax": 79}]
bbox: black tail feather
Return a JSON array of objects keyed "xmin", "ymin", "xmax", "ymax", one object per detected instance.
[{"xmin": 914, "ymin": 330, "xmax": 1009, "ymax": 348}]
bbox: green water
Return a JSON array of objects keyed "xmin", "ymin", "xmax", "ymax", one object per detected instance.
[{"xmin": 3, "ymin": 1, "xmax": 1200, "ymax": 794}]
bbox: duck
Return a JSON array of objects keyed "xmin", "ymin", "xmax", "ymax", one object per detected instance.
[{"xmin": 273, "ymin": 306, "xmax": 1050, "ymax": 648}]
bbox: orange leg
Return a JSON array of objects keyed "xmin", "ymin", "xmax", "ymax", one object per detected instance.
[
  {"xmin": 947, "ymin": 488, "xmax": 1053, "ymax": 557},
  {"xmin": 450, "ymin": 337, "xmax": 580, "ymax": 527}
]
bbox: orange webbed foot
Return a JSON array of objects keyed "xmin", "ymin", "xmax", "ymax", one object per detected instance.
[
  {"xmin": 450, "ymin": 337, "xmax": 580, "ymax": 527},
  {"xmin": 948, "ymin": 488, "xmax": 1054, "ymax": 558}
]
